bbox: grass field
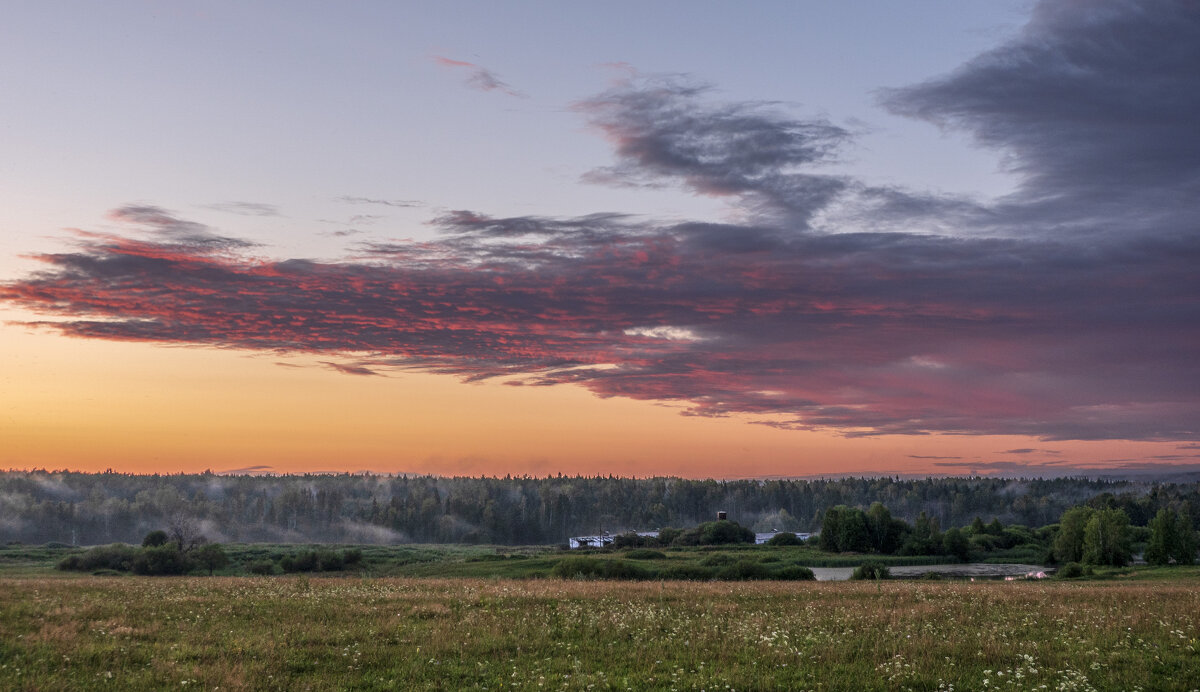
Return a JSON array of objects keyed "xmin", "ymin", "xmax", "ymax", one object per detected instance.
[{"xmin": 2, "ymin": 570, "xmax": 1199, "ymax": 691}]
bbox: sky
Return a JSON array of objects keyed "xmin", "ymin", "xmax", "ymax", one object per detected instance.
[{"xmin": 2, "ymin": 0, "xmax": 1199, "ymax": 478}]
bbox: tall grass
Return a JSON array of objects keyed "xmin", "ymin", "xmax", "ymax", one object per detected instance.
[{"xmin": 1, "ymin": 572, "xmax": 1197, "ymax": 690}]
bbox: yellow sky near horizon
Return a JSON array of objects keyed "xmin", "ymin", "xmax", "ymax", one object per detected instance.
[{"xmin": 2, "ymin": 319, "xmax": 1190, "ymax": 478}]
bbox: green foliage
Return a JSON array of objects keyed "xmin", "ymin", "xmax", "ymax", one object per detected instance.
[
  {"xmin": 771, "ymin": 565, "xmax": 816, "ymax": 581},
  {"xmin": 850, "ymin": 561, "xmax": 890, "ymax": 580},
  {"xmin": 765, "ymin": 531, "xmax": 802, "ymax": 546},
  {"xmin": 56, "ymin": 544, "xmax": 139, "ymax": 572},
  {"xmin": 1081, "ymin": 508, "xmax": 1131, "ymax": 567},
  {"xmin": 1146, "ymin": 508, "xmax": 1197, "ymax": 566},
  {"xmin": 246, "ymin": 559, "xmax": 276, "ymax": 575},
  {"xmin": 193, "ymin": 543, "xmax": 229, "ymax": 575},
  {"xmin": 624, "ymin": 549, "xmax": 666, "ymax": 560},
  {"xmin": 1053, "ymin": 507, "xmax": 1094, "ymax": 563},
  {"xmin": 656, "ymin": 564, "xmax": 716, "ymax": 580},
  {"xmin": 141, "ymin": 530, "xmax": 169, "ymax": 547},
  {"xmin": 942, "ymin": 527, "xmax": 970, "ymax": 563},
  {"xmin": 715, "ymin": 559, "xmax": 771, "ymax": 580},
  {"xmin": 132, "ymin": 544, "xmax": 192, "ymax": 575},
  {"xmin": 899, "ymin": 512, "xmax": 941, "ymax": 556},
  {"xmin": 700, "ymin": 553, "xmax": 737, "ymax": 567},
  {"xmin": 1055, "ymin": 562, "xmax": 1089, "ymax": 579},
  {"xmin": 551, "ymin": 557, "xmax": 651, "ymax": 580},
  {"xmin": 674, "ymin": 520, "xmax": 755, "ymax": 546},
  {"xmin": 278, "ymin": 547, "xmax": 361, "ymax": 573},
  {"xmin": 819, "ymin": 506, "xmax": 872, "ymax": 553},
  {"xmin": 5, "ymin": 469, "xmax": 1199, "ymax": 548},
  {"xmin": 655, "ymin": 527, "xmax": 683, "ymax": 545}
]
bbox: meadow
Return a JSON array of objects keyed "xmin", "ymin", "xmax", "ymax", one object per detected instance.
[{"xmin": 2, "ymin": 569, "xmax": 1199, "ymax": 690}]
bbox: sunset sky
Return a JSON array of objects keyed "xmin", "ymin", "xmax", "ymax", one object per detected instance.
[{"xmin": 2, "ymin": 0, "xmax": 1199, "ymax": 478}]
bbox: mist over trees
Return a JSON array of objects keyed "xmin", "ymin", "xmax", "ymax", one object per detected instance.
[{"xmin": 1, "ymin": 470, "xmax": 1198, "ymax": 547}]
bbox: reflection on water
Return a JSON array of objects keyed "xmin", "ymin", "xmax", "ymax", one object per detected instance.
[{"xmin": 807, "ymin": 563, "xmax": 1052, "ymax": 581}]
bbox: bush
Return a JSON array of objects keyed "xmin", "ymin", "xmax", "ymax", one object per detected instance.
[
  {"xmin": 625, "ymin": 549, "xmax": 666, "ymax": 560},
  {"xmin": 716, "ymin": 559, "xmax": 771, "ymax": 581},
  {"xmin": 141, "ymin": 530, "xmax": 169, "ymax": 547},
  {"xmin": 551, "ymin": 557, "xmax": 652, "ymax": 580},
  {"xmin": 766, "ymin": 532, "xmax": 803, "ymax": 546},
  {"xmin": 247, "ymin": 560, "xmax": 276, "ymax": 575},
  {"xmin": 700, "ymin": 553, "xmax": 737, "ymax": 567},
  {"xmin": 772, "ymin": 566, "xmax": 816, "ymax": 581},
  {"xmin": 316, "ymin": 549, "xmax": 344, "ymax": 572},
  {"xmin": 655, "ymin": 528, "xmax": 683, "ymax": 545},
  {"xmin": 56, "ymin": 544, "xmax": 139, "ymax": 572},
  {"xmin": 657, "ymin": 564, "xmax": 717, "ymax": 581},
  {"xmin": 132, "ymin": 545, "xmax": 192, "ymax": 575},
  {"xmin": 850, "ymin": 561, "xmax": 890, "ymax": 580},
  {"xmin": 758, "ymin": 555, "xmax": 781, "ymax": 563},
  {"xmin": 1056, "ymin": 562, "xmax": 1087, "ymax": 579},
  {"xmin": 343, "ymin": 548, "xmax": 364, "ymax": 565},
  {"xmin": 193, "ymin": 543, "xmax": 229, "ymax": 575},
  {"xmin": 675, "ymin": 520, "xmax": 755, "ymax": 546}
]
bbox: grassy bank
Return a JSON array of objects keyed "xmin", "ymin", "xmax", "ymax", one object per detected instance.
[
  {"xmin": 3, "ymin": 542, "xmax": 1007, "ymax": 580},
  {"xmin": 1, "ymin": 573, "xmax": 1198, "ymax": 690}
]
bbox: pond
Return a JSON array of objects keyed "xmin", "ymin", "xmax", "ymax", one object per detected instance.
[{"xmin": 807, "ymin": 563, "xmax": 1051, "ymax": 581}]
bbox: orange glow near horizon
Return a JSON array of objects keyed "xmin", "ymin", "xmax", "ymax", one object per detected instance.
[{"xmin": 2, "ymin": 323, "xmax": 1189, "ymax": 478}]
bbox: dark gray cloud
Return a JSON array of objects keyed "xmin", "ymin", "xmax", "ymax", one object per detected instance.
[
  {"xmin": 576, "ymin": 78, "xmax": 849, "ymax": 227},
  {"xmin": 883, "ymin": 0, "xmax": 1200, "ymax": 239}
]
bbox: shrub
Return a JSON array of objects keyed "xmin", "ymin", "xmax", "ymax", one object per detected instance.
[
  {"xmin": 551, "ymin": 557, "xmax": 652, "ymax": 580},
  {"xmin": 850, "ymin": 561, "xmax": 890, "ymax": 580},
  {"xmin": 132, "ymin": 545, "xmax": 192, "ymax": 575},
  {"xmin": 193, "ymin": 543, "xmax": 229, "ymax": 575},
  {"xmin": 657, "ymin": 564, "xmax": 717, "ymax": 581},
  {"xmin": 716, "ymin": 559, "xmax": 771, "ymax": 581},
  {"xmin": 675, "ymin": 520, "xmax": 755, "ymax": 546},
  {"xmin": 758, "ymin": 555, "xmax": 781, "ymax": 563},
  {"xmin": 56, "ymin": 544, "xmax": 139, "ymax": 572},
  {"xmin": 343, "ymin": 548, "xmax": 364, "ymax": 565},
  {"xmin": 141, "ymin": 530, "xmax": 169, "ymax": 547},
  {"xmin": 766, "ymin": 532, "xmax": 802, "ymax": 546},
  {"xmin": 1056, "ymin": 562, "xmax": 1085, "ymax": 579},
  {"xmin": 772, "ymin": 566, "xmax": 816, "ymax": 581},
  {"xmin": 700, "ymin": 553, "xmax": 737, "ymax": 567},
  {"xmin": 316, "ymin": 549, "xmax": 344, "ymax": 571},
  {"xmin": 655, "ymin": 527, "xmax": 683, "ymax": 545},
  {"xmin": 247, "ymin": 560, "xmax": 276, "ymax": 575},
  {"xmin": 625, "ymin": 549, "xmax": 666, "ymax": 560}
]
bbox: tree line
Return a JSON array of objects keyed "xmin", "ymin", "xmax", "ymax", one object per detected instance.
[{"xmin": 2, "ymin": 469, "xmax": 1198, "ymax": 547}]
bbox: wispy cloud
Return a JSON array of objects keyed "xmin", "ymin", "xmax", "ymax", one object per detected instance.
[
  {"xmin": 931, "ymin": 460, "xmax": 1200, "ymax": 480},
  {"xmin": 320, "ymin": 361, "xmax": 381, "ymax": 377},
  {"xmin": 204, "ymin": 201, "xmax": 280, "ymax": 217},
  {"xmin": 432, "ymin": 56, "xmax": 525, "ymax": 98},
  {"xmin": 3, "ymin": 1, "xmax": 1198, "ymax": 443},
  {"xmin": 337, "ymin": 196, "xmax": 421, "ymax": 208}
]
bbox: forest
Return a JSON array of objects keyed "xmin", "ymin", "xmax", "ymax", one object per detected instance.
[{"xmin": 2, "ymin": 469, "xmax": 1198, "ymax": 546}]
